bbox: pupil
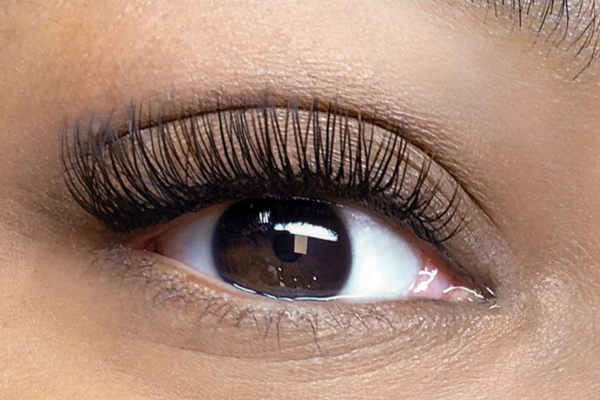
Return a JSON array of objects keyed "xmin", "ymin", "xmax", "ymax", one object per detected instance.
[
  {"xmin": 272, "ymin": 231, "xmax": 302, "ymax": 263},
  {"xmin": 211, "ymin": 198, "xmax": 352, "ymax": 299}
]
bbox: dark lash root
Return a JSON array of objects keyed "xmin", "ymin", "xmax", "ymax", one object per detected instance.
[{"xmin": 61, "ymin": 98, "xmax": 465, "ymax": 243}]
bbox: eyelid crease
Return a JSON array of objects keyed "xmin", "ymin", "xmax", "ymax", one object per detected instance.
[{"xmin": 61, "ymin": 99, "xmax": 467, "ymax": 246}]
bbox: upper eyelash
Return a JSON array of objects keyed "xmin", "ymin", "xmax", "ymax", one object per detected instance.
[{"xmin": 61, "ymin": 98, "xmax": 464, "ymax": 243}]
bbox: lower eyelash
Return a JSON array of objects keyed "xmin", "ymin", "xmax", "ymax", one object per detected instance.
[
  {"xmin": 94, "ymin": 244, "xmax": 495, "ymax": 359},
  {"xmin": 61, "ymin": 97, "xmax": 464, "ymax": 244}
]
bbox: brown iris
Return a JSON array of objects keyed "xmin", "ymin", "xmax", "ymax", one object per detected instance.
[{"xmin": 211, "ymin": 198, "xmax": 352, "ymax": 299}]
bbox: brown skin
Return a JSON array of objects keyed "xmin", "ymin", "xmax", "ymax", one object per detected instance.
[{"xmin": 1, "ymin": 1, "xmax": 599, "ymax": 399}]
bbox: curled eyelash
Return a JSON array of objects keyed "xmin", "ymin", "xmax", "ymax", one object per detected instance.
[{"xmin": 61, "ymin": 98, "xmax": 465, "ymax": 243}]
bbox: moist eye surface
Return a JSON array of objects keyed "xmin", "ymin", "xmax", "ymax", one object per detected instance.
[{"xmin": 212, "ymin": 198, "xmax": 352, "ymax": 299}]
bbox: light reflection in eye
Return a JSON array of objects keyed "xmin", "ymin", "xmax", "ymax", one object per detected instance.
[
  {"xmin": 152, "ymin": 198, "xmax": 485, "ymax": 303},
  {"xmin": 410, "ymin": 267, "xmax": 439, "ymax": 294},
  {"xmin": 273, "ymin": 222, "xmax": 339, "ymax": 242}
]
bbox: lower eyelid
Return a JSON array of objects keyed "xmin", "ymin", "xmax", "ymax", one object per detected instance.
[{"xmin": 93, "ymin": 243, "xmax": 505, "ymax": 362}]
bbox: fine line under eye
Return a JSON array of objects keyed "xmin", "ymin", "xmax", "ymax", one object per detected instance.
[{"xmin": 61, "ymin": 98, "xmax": 465, "ymax": 247}]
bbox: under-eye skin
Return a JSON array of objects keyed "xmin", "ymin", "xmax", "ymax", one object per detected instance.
[{"xmin": 62, "ymin": 98, "xmax": 504, "ymax": 355}]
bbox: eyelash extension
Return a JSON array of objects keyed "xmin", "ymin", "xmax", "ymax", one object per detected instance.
[{"xmin": 61, "ymin": 98, "xmax": 465, "ymax": 244}]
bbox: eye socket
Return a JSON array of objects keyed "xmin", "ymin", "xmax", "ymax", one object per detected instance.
[{"xmin": 149, "ymin": 197, "xmax": 486, "ymax": 303}]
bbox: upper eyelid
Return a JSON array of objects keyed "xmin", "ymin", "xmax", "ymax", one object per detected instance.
[
  {"xmin": 62, "ymin": 96, "xmax": 465, "ymax": 192},
  {"xmin": 61, "ymin": 98, "xmax": 470, "ymax": 242}
]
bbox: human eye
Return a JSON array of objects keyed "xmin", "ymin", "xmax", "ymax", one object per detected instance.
[
  {"xmin": 62, "ymin": 98, "xmax": 502, "ymax": 357},
  {"xmin": 153, "ymin": 197, "xmax": 484, "ymax": 302}
]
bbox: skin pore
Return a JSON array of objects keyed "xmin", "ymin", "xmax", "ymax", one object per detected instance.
[{"xmin": 1, "ymin": 0, "xmax": 599, "ymax": 399}]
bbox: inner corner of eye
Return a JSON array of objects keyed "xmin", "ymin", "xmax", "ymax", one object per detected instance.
[{"xmin": 144, "ymin": 197, "xmax": 487, "ymax": 304}]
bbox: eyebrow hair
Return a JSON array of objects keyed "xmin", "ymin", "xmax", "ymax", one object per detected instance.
[{"xmin": 472, "ymin": 0, "xmax": 600, "ymax": 79}]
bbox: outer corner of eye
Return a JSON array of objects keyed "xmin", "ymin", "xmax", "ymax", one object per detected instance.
[{"xmin": 136, "ymin": 197, "xmax": 491, "ymax": 305}]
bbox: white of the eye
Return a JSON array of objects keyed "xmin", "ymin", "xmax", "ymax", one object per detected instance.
[
  {"xmin": 159, "ymin": 210, "xmax": 222, "ymax": 279},
  {"xmin": 160, "ymin": 203, "xmax": 424, "ymax": 301},
  {"xmin": 335, "ymin": 207, "xmax": 422, "ymax": 301}
]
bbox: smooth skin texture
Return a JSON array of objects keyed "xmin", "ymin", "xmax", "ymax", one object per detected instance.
[{"xmin": 1, "ymin": 0, "xmax": 600, "ymax": 399}]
